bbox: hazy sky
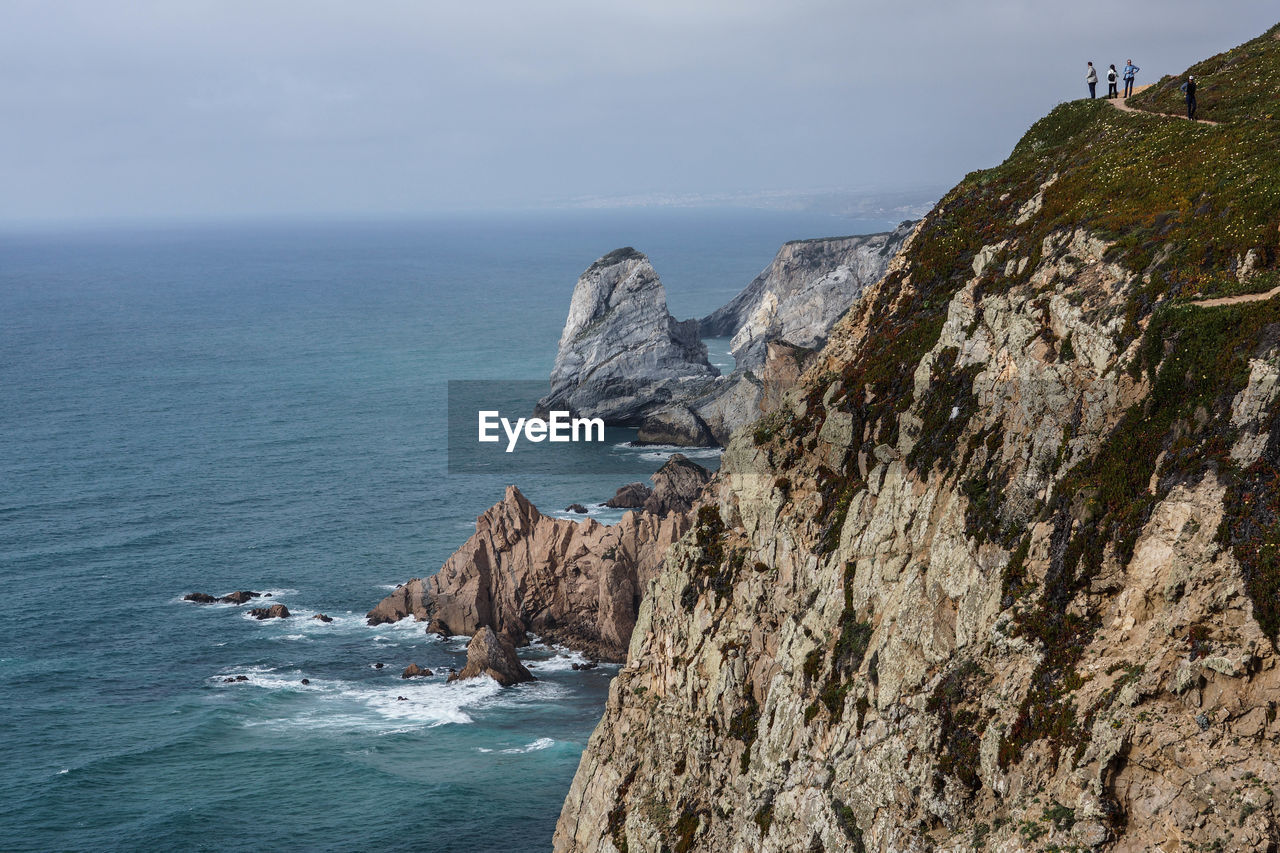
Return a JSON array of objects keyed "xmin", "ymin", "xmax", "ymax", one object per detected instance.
[{"xmin": 2, "ymin": 1, "xmax": 1275, "ymax": 223}]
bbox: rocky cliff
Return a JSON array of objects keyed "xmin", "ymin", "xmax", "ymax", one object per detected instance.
[
  {"xmin": 543, "ymin": 228, "xmax": 913, "ymax": 447},
  {"xmin": 537, "ymin": 248, "xmax": 718, "ymax": 425},
  {"xmin": 556, "ymin": 26, "xmax": 1280, "ymax": 852},
  {"xmin": 701, "ymin": 222, "xmax": 915, "ymax": 372}
]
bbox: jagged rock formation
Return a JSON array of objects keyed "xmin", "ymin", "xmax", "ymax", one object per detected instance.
[
  {"xmin": 401, "ymin": 663, "xmax": 432, "ymax": 678},
  {"xmin": 700, "ymin": 221, "xmax": 915, "ymax": 371},
  {"xmin": 556, "ymin": 27, "xmax": 1280, "ymax": 852},
  {"xmin": 537, "ymin": 248, "xmax": 718, "ymax": 424},
  {"xmin": 447, "ymin": 627, "xmax": 535, "ymax": 687},
  {"xmin": 369, "ymin": 486, "xmax": 696, "ymax": 661}
]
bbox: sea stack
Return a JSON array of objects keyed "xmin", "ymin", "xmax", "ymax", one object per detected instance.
[{"xmin": 537, "ymin": 248, "xmax": 718, "ymax": 424}]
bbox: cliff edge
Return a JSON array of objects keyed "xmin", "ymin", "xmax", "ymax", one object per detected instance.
[{"xmin": 556, "ymin": 25, "xmax": 1280, "ymax": 852}]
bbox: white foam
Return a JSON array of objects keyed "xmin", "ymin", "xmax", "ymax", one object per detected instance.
[
  {"xmin": 500, "ymin": 737, "xmax": 555, "ymax": 754},
  {"xmin": 523, "ymin": 648, "xmax": 595, "ymax": 673},
  {"xmin": 614, "ymin": 441, "xmax": 723, "ymax": 460},
  {"xmin": 214, "ymin": 665, "xmax": 506, "ymax": 732}
]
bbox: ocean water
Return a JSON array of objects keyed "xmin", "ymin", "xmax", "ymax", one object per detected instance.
[{"xmin": 0, "ymin": 210, "xmax": 894, "ymax": 852}]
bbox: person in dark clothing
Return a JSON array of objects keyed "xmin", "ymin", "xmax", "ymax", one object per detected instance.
[
  {"xmin": 1181, "ymin": 75, "xmax": 1197, "ymax": 119},
  {"xmin": 1086, "ymin": 62, "xmax": 1098, "ymax": 99},
  {"xmin": 1107, "ymin": 64, "xmax": 1119, "ymax": 98}
]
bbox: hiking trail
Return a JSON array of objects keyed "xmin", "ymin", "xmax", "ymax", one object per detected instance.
[{"xmin": 1107, "ymin": 84, "xmax": 1219, "ymax": 126}]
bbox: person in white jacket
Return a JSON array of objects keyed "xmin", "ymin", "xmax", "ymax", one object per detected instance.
[
  {"xmin": 1107, "ymin": 64, "xmax": 1119, "ymax": 98},
  {"xmin": 1086, "ymin": 62, "xmax": 1098, "ymax": 99}
]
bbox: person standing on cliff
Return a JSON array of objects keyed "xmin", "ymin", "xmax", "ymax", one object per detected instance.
[
  {"xmin": 1086, "ymin": 62, "xmax": 1098, "ymax": 98},
  {"xmin": 1123, "ymin": 59, "xmax": 1140, "ymax": 97},
  {"xmin": 1106, "ymin": 64, "xmax": 1119, "ymax": 98},
  {"xmin": 1181, "ymin": 75, "xmax": 1197, "ymax": 119}
]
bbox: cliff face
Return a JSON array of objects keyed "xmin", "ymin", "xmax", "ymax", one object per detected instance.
[
  {"xmin": 701, "ymin": 222, "xmax": 915, "ymax": 372},
  {"xmin": 538, "ymin": 248, "xmax": 717, "ymax": 425},
  {"xmin": 556, "ymin": 27, "xmax": 1280, "ymax": 852},
  {"xmin": 545, "ymin": 230, "xmax": 914, "ymax": 446}
]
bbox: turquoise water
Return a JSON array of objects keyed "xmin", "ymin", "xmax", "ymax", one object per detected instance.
[{"xmin": 0, "ymin": 210, "xmax": 892, "ymax": 852}]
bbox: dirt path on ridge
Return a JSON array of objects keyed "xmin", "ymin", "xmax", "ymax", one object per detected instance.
[{"xmin": 1106, "ymin": 84, "xmax": 1219, "ymax": 125}]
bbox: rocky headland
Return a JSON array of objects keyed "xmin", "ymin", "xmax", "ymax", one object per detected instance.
[{"xmin": 554, "ymin": 26, "xmax": 1280, "ymax": 852}]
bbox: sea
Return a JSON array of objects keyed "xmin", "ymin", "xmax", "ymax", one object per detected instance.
[{"xmin": 0, "ymin": 209, "xmax": 896, "ymax": 852}]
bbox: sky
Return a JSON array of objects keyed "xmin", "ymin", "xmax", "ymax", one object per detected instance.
[{"xmin": 1, "ymin": 1, "xmax": 1276, "ymax": 224}]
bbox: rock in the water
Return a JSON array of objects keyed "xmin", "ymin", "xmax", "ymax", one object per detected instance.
[
  {"xmin": 642, "ymin": 453, "xmax": 712, "ymax": 516},
  {"xmin": 636, "ymin": 405, "xmax": 717, "ymax": 447},
  {"xmin": 571, "ymin": 661, "xmax": 599, "ymax": 671},
  {"xmin": 446, "ymin": 627, "xmax": 534, "ymax": 687},
  {"xmin": 373, "ymin": 663, "xmax": 384, "ymax": 669},
  {"xmin": 219, "ymin": 590, "xmax": 260, "ymax": 605},
  {"xmin": 536, "ymin": 248, "xmax": 718, "ymax": 424},
  {"xmin": 223, "ymin": 675, "xmax": 249, "ymax": 683},
  {"xmin": 398, "ymin": 486, "xmax": 688, "ymax": 662},
  {"xmin": 184, "ymin": 592, "xmax": 217, "ymax": 604},
  {"xmin": 366, "ymin": 578, "xmax": 429, "ymax": 626},
  {"xmin": 700, "ymin": 223, "xmax": 915, "ymax": 371},
  {"xmin": 401, "ymin": 663, "xmax": 433, "ymax": 678},
  {"xmin": 300, "ymin": 678, "xmax": 310, "ymax": 685},
  {"xmin": 312, "ymin": 613, "xmax": 334, "ymax": 623},
  {"xmin": 565, "ymin": 503, "xmax": 589, "ymax": 514},
  {"xmin": 605, "ymin": 482, "xmax": 652, "ymax": 508},
  {"xmin": 248, "ymin": 604, "xmax": 290, "ymax": 620}
]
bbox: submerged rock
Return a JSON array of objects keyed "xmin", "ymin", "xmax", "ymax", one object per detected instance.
[
  {"xmin": 447, "ymin": 627, "xmax": 534, "ymax": 687},
  {"xmin": 248, "ymin": 604, "xmax": 290, "ymax": 620},
  {"xmin": 184, "ymin": 592, "xmax": 217, "ymax": 604}
]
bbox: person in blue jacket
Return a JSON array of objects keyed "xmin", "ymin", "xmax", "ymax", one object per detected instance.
[
  {"xmin": 1122, "ymin": 60, "xmax": 1140, "ymax": 97},
  {"xmin": 1180, "ymin": 75, "xmax": 1197, "ymax": 119}
]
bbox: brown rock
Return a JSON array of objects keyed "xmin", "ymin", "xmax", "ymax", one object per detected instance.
[
  {"xmin": 219, "ymin": 591, "xmax": 260, "ymax": 605},
  {"xmin": 312, "ymin": 613, "xmax": 334, "ymax": 623},
  {"xmin": 248, "ymin": 604, "xmax": 290, "ymax": 620},
  {"xmin": 565, "ymin": 503, "xmax": 590, "ymax": 514},
  {"xmin": 184, "ymin": 592, "xmax": 217, "ymax": 604},
  {"xmin": 366, "ymin": 578, "xmax": 429, "ymax": 626},
  {"xmin": 446, "ymin": 627, "xmax": 534, "ymax": 687},
  {"xmin": 401, "ymin": 663, "xmax": 433, "ymax": 678},
  {"xmin": 641, "ymin": 453, "xmax": 711, "ymax": 516},
  {"xmin": 604, "ymin": 482, "xmax": 652, "ymax": 508},
  {"xmin": 422, "ymin": 485, "xmax": 690, "ymax": 661}
]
